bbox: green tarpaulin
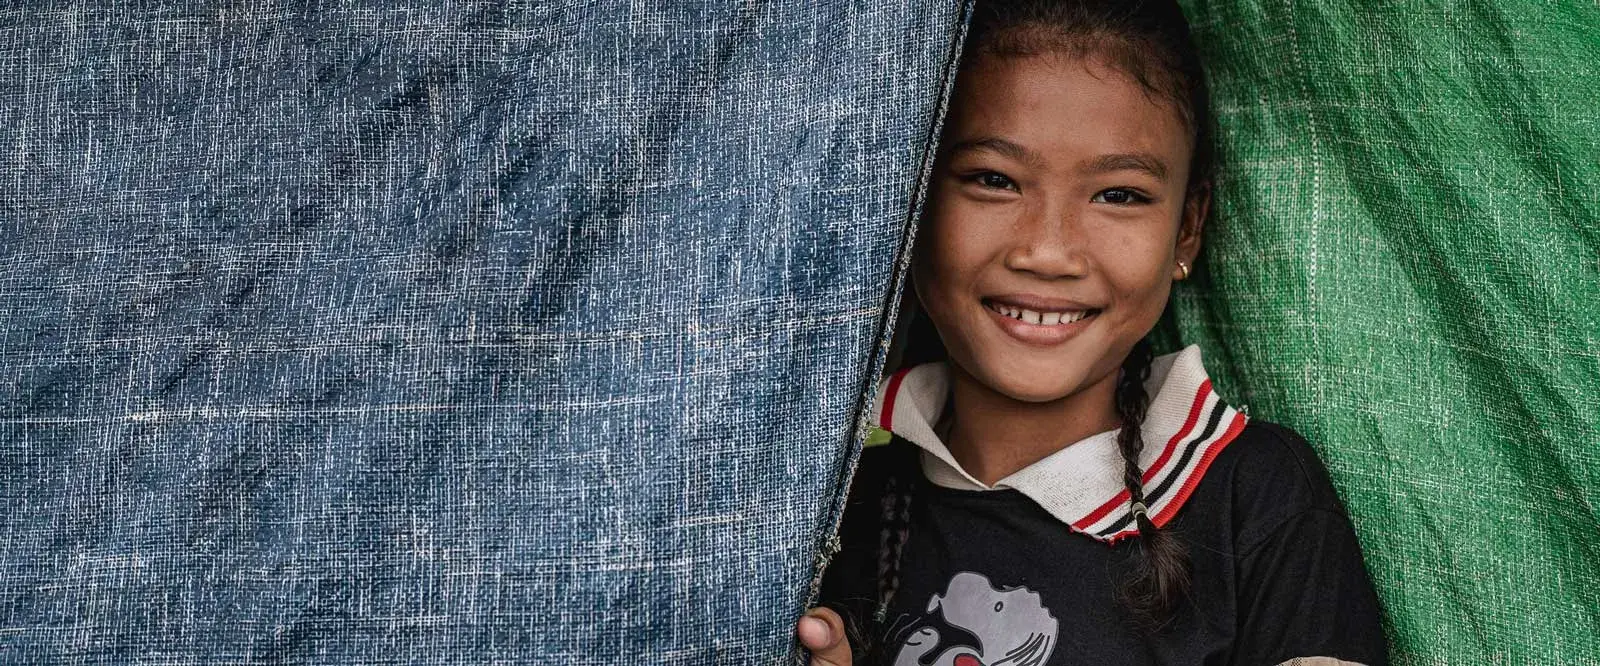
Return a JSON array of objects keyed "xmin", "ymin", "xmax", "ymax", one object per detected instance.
[{"xmin": 1161, "ymin": 1, "xmax": 1600, "ymax": 661}]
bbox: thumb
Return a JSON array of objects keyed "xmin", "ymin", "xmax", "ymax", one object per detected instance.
[{"xmin": 796, "ymin": 607, "xmax": 853, "ymax": 666}]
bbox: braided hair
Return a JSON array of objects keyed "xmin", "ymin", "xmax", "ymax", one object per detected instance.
[{"xmin": 1112, "ymin": 338, "xmax": 1192, "ymax": 624}]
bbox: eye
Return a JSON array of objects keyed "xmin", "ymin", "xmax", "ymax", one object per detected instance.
[
  {"xmin": 1091, "ymin": 188, "xmax": 1151, "ymax": 205},
  {"xmin": 965, "ymin": 170, "xmax": 1019, "ymax": 192}
]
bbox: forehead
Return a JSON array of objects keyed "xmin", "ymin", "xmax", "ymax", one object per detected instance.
[{"xmin": 944, "ymin": 53, "xmax": 1192, "ymax": 169}]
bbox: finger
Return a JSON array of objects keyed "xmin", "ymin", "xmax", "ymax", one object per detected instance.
[{"xmin": 796, "ymin": 607, "xmax": 852, "ymax": 666}]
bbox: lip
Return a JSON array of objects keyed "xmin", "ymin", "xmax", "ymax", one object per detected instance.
[
  {"xmin": 982, "ymin": 295, "xmax": 1101, "ymax": 347},
  {"xmin": 985, "ymin": 293, "xmax": 1103, "ymax": 312}
]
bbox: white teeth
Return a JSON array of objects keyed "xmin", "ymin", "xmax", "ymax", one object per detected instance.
[{"xmin": 990, "ymin": 301, "xmax": 1094, "ymax": 326}]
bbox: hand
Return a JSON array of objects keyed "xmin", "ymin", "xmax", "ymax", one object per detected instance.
[{"xmin": 796, "ymin": 606, "xmax": 853, "ymax": 666}]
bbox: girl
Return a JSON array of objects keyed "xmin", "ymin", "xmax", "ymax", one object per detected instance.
[{"xmin": 796, "ymin": 1, "xmax": 1386, "ymax": 664}]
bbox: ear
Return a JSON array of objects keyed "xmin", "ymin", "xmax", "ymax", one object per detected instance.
[{"xmin": 1175, "ymin": 182, "xmax": 1210, "ymax": 275}]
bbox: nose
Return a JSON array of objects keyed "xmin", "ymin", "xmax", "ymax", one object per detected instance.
[{"xmin": 1003, "ymin": 202, "xmax": 1090, "ymax": 279}]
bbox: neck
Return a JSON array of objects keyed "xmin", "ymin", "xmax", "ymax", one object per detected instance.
[{"xmin": 943, "ymin": 364, "xmax": 1122, "ymax": 487}]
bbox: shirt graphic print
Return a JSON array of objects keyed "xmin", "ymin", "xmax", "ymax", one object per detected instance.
[{"xmin": 889, "ymin": 571, "xmax": 1057, "ymax": 666}]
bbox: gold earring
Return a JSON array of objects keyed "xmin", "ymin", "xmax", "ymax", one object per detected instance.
[{"xmin": 1177, "ymin": 261, "xmax": 1190, "ymax": 280}]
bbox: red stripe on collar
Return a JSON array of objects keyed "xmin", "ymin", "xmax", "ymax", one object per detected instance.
[
  {"xmin": 1071, "ymin": 381, "xmax": 1212, "ymax": 532},
  {"xmin": 878, "ymin": 367, "xmax": 912, "ymax": 432},
  {"xmin": 1152, "ymin": 410, "xmax": 1247, "ymax": 525}
]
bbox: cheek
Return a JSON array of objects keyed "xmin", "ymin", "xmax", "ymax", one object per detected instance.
[
  {"xmin": 910, "ymin": 216, "xmax": 955, "ymax": 319},
  {"xmin": 1098, "ymin": 227, "xmax": 1177, "ymax": 316},
  {"xmin": 917, "ymin": 201, "xmax": 994, "ymax": 297}
]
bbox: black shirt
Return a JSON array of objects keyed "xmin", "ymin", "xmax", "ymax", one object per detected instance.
[{"xmin": 817, "ymin": 421, "xmax": 1387, "ymax": 666}]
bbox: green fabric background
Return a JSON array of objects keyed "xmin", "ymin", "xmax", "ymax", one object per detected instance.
[{"xmin": 1161, "ymin": 1, "xmax": 1600, "ymax": 661}]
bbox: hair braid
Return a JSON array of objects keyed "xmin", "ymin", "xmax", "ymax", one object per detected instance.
[
  {"xmin": 876, "ymin": 472, "xmax": 912, "ymax": 622},
  {"xmin": 1114, "ymin": 338, "xmax": 1191, "ymax": 625},
  {"xmin": 855, "ymin": 444, "xmax": 918, "ymax": 664}
]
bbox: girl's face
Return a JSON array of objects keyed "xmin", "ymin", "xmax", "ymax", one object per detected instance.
[{"xmin": 914, "ymin": 52, "xmax": 1207, "ymax": 403}]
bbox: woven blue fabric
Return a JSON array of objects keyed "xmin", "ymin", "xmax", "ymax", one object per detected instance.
[{"xmin": 0, "ymin": 2, "xmax": 966, "ymax": 662}]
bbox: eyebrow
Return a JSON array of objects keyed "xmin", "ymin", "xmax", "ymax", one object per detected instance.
[
  {"xmin": 944, "ymin": 136, "xmax": 1044, "ymax": 168},
  {"xmin": 1084, "ymin": 152, "xmax": 1170, "ymax": 182}
]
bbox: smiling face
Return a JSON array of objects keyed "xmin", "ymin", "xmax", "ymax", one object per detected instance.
[{"xmin": 913, "ymin": 51, "xmax": 1207, "ymax": 404}]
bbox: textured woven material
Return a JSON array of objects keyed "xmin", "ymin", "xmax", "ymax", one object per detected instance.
[
  {"xmin": 0, "ymin": 2, "xmax": 966, "ymax": 662},
  {"xmin": 1168, "ymin": 1, "xmax": 1600, "ymax": 662}
]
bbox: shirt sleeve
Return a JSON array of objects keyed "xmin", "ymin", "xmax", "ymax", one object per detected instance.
[{"xmin": 1231, "ymin": 505, "xmax": 1388, "ymax": 666}]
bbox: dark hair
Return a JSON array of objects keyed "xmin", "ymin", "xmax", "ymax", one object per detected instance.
[{"xmin": 886, "ymin": 0, "xmax": 1209, "ymax": 630}]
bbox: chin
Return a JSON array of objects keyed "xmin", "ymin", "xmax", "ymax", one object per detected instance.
[{"xmin": 969, "ymin": 355, "xmax": 1094, "ymax": 404}]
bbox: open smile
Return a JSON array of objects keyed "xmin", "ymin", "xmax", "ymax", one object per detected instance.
[{"xmin": 982, "ymin": 297, "xmax": 1101, "ymax": 345}]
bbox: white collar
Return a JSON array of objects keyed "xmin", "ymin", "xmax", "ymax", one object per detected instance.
[{"xmin": 867, "ymin": 345, "xmax": 1248, "ymax": 544}]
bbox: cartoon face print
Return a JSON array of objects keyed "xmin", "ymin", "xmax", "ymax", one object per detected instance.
[{"xmin": 891, "ymin": 571, "xmax": 1058, "ymax": 666}]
